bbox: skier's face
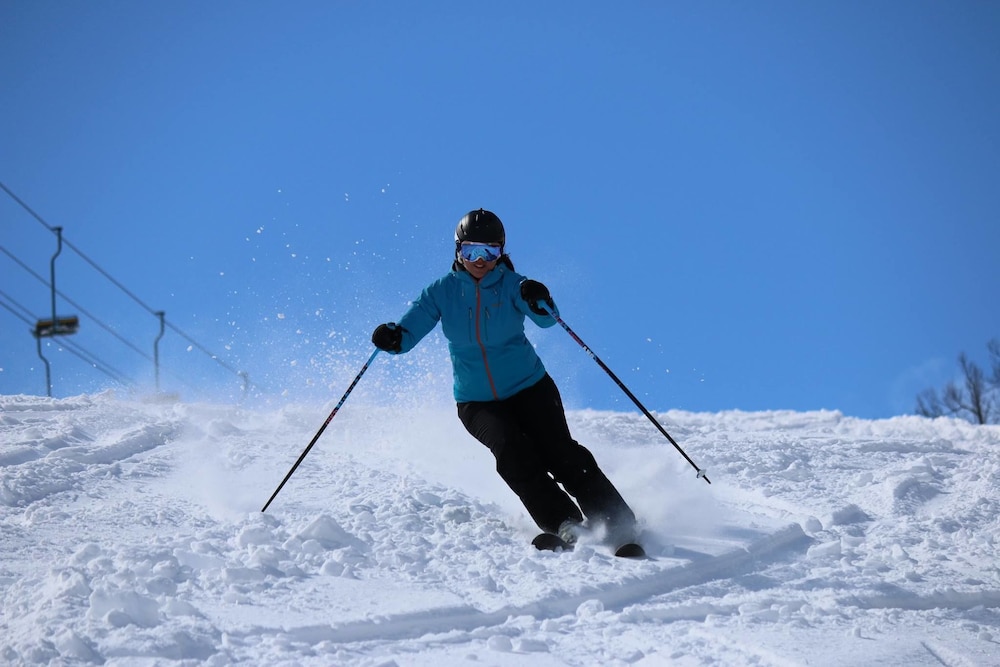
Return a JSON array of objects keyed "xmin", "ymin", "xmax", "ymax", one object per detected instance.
[
  {"xmin": 458, "ymin": 241, "xmax": 502, "ymax": 280},
  {"xmin": 462, "ymin": 255, "xmax": 498, "ymax": 280}
]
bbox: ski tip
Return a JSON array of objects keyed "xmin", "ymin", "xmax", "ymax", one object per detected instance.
[{"xmin": 613, "ymin": 543, "xmax": 647, "ymax": 559}]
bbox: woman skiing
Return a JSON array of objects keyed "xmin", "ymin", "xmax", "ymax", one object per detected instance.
[{"xmin": 371, "ymin": 208, "xmax": 640, "ymax": 553}]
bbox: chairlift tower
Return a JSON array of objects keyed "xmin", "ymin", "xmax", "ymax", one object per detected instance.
[{"xmin": 32, "ymin": 227, "xmax": 79, "ymax": 397}]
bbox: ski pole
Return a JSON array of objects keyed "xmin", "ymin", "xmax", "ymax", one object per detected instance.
[
  {"xmin": 540, "ymin": 303, "xmax": 710, "ymax": 484},
  {"xmin": 261, "ymin": 348, "xmax": 381, "ymax": 512}
]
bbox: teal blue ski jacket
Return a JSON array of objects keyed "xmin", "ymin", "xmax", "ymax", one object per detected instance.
[{"xmin": 393, "ymin": 261, "xmax": 558, "ymax": 402}]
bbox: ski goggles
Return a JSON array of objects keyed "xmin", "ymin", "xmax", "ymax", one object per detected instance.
[{"xmin": 458, "ymin": 242, "xmax": 503, "ymax": 262}]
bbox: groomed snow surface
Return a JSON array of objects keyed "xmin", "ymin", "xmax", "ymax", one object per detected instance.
[{"xmin": 2, "ymin": 392, "xmax": 999, "ymax": 666}]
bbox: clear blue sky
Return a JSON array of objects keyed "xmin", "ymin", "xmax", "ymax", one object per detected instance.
[{"xmin": 2, "ymin": 1, "xmax": 999, "ymax": 419}]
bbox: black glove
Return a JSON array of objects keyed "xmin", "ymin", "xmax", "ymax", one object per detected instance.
[
  {"xmin": 371, "ymin": 322, "xmax": 403, "ymax": 352},
  {"xmin": 520, "ymin": 279, "xmax": 554, "ymax": 316}
]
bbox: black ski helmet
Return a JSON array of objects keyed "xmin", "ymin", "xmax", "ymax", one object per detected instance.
[{"xmin": 455, "ymin": 209, "xmax": 505, "ymax": 247}]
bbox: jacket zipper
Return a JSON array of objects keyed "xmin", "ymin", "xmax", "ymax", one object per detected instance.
[{"xmin": 474, "ymin": 282, "xmax": 499, "ymax": 399}]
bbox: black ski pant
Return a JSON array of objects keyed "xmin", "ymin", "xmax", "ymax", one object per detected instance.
[{"xmin": 457, "ymin": 373, "xmax": 636, "ymax": 535}]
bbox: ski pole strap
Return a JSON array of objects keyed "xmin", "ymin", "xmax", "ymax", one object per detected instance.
[{"xmin": 540, "ymin": 303, "xmax": 710, "ymax": 484}]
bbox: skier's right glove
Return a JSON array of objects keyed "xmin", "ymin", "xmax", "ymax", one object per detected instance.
[{"xmin": 371, "ymin": 322, "xmax": 404, "ymax": 353}]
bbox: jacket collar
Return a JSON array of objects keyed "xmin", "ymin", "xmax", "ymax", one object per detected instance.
[{"xmin": 453, "ymin": 262, "xmax": 506, "ymax": 288}]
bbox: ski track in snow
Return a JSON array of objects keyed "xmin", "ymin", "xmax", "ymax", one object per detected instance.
[{"xmin": 1, "ymin": 393, "xmax": 1000, "ymax": 665}]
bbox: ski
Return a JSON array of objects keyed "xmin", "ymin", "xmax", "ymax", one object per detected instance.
[
  {"xmin": 614, "ymin": 542, "xmax": 647, "ymax": 559},
  {"xmin": 532, "ymin": 533, "xmax": 647, "ymax": 559},
  {"xmin": 532, "ymin": 532, "xmax": 574, "ymax": 552}
]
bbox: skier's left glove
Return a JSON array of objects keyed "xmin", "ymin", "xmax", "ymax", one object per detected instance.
[
  {"xmin": 372, "ymin": 322, "xmax": 404, "ymax": 353},
  {"xmin": 520, "ymin": 280, "xmax": 555, "ymax": 317}
]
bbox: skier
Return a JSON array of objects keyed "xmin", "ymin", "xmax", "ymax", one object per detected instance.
[{"xmin": 371, "ymin": 208, "xmax": 640, "ymax": 554}]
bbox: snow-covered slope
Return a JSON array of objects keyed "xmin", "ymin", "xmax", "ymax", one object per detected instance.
[{"xmin": 2, "ymin": 393, "xmax": 999, "ymax": 666}]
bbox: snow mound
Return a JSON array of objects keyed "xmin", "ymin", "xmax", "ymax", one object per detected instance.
[{"xmin": 2, "ymin": 394, "xmax": 999, "ymax": 665}]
